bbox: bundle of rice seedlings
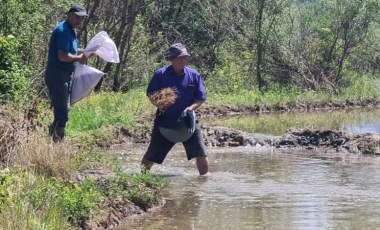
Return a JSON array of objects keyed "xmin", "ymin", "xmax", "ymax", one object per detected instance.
[{"xmin": 149, "ymin": 87, "xmax": 178, "ymax": 113}]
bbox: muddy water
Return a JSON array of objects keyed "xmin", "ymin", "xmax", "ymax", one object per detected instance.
[
  {"xmin": 116, "ymin": 109, "xmax": 380, "ymax": 229},
  {"xmin": 117, "ymin": 145, "xmax": 380, "ymax": 230}
]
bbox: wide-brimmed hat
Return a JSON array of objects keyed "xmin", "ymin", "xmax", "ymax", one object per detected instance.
[
  {"xmin": 67, "ymin": 4, "xmax": 88, "ymax": 17},
  {"xmin": 165, "ymin": 43, "xmax": 190, "ymax": 60}
]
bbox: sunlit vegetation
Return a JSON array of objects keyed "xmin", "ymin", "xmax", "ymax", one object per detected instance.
[{"xmin": 1, "ymin": 0, "xmax": 380, "ymax": 228}]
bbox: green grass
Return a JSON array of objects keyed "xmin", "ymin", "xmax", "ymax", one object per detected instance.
[
  {"xmin": 65, "ymin": 89, "xmax": 154, "ymax": 145},
  {"xmin": 0, "ymin": 168, "xmax": 167, "ymax": 229},
  {"xmin": 68, "ymin": 89, "xmax": 152, "ymax": 133},
  {"xmin": 207, "ymin": 110, "xmax": 363, "ymax": 135},
  {"xmin": 50, "ymin": 73, "xmax": 380, "ymax": 143},
  {"xmin": 206, "ymin": 74, "xmax": 380, "ymax": 108},
  {"xmin": 0, "ymin": 170, "xmax": 71, "ymax": 229},
  {"xmin": 73, "ymin": 150, "xmax": 120, "ymax": 170}
]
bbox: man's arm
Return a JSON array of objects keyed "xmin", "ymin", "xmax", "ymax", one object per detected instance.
[
  {"xmin": 58, "ymin": 49, "xmax": 87, "ymax": 64},
  {"xmin": 186, "ymin": 100, "xmax": 204, "ymax": 111}
]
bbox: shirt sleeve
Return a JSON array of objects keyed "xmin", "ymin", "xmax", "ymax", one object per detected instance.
[
  {"xmin": 147, "ymin": 71, "xmax": 162, "ymax": 96},
  {"xmin": 194, "ymin": 73, "xmax": 206, "ymax": 102},
  {"xmin": 56, "ymin": 28, "xmax": 71, "ymax": 53}
]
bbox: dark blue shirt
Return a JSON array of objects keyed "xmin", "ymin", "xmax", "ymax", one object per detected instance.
[
  {"xmin": 47, "ymin": 20, "xmax": 79, "ymax": 73},
  {"xmin": 147, "ymin": 65, "xmax": 206, "ymax": 122}
]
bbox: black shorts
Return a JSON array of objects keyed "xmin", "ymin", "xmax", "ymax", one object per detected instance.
[{"xmin": 143, "ymin": 123, "xmax": 207, "ymax": 164}]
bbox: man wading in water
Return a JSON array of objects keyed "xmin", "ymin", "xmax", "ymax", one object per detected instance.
[{"xmin": 141, "ymin": 43, "xmax": 209, "ymax": 175}]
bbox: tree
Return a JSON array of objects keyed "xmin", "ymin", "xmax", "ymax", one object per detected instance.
[
  {"xmin": 143, "ymin": 0, "xmax": 238, "ymax": 77},
  {"xmin": 272, "ymin": 0, "xmax": 380, "ymax": 89}
]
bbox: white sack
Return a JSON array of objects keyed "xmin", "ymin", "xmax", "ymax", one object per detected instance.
[
  {"xmin": 84, "ymin": 31, "xmax": 120, "ymax": 63},
  {"xmin": 70, "ymin": 64, "xmax": 105, "ymax": 105}
]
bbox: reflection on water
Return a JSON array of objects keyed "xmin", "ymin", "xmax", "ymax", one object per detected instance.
[
  {"xmin": 207, "ymin": 108, "xmax": 380, "ymax": 135},
  {"xmin": 118, "ymin": 146, "xmax": 380, "ymax": 230}
]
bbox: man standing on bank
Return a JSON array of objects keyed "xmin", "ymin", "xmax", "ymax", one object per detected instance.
[
  {"xmin": 45, "ymin": 4, "xmax": 90, "ymax": 142},
  {"xmin": 141, "ymin": 43, "xmax": 209, "ymax": 175}
]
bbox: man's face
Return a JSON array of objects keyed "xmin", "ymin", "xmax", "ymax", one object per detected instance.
[
  {"xmin": 171, "ymin": 56, "xmax": 189, "ymax": 71},
  {"xmin": 67, "ymin": 13, "xmax": 86, "ymax": 28}
]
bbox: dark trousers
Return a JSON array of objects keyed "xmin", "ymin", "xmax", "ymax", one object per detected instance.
[
  {"xmin": 143, "ymin": 122, "xmax": 207, "ymax": 164},
  {"xmin": 45, "ymin": 66, "xmax": 72, "ymax": 128}
]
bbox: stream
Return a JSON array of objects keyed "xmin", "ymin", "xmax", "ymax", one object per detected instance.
[{"xmin": 116, "ymin": 109, "xmax": 380, "ymax": 230}]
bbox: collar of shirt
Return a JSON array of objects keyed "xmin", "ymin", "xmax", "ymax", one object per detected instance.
[{"xmin": 169, "ymin": 65, "xmax": 186, "ymax": 77}]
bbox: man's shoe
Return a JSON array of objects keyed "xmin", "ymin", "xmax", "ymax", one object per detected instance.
[{"xmin": 50, "ymin": 125, "xmax": 65, "ymax": 143}]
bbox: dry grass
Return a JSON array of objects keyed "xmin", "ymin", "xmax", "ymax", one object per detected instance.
[
  {"xmin": 12, "ymin": 130, "xmax": 76, "ymax": 178},
  {"xmin": 148, "ymin": 87, "xmax": 178, "ymax": 113},
  {"xmin": 0, "ymin": 115, "xmax": 75, "ymax": 179},
  {"xmin": 0, "ymin": 118, "xmax": 15, "ymax": 162}
]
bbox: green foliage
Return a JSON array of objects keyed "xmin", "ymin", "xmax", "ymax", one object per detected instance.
[
  {"xmin": 57, "ymin": 179, "xmax": 103, "ymax": 224},
  {"xmin": 0, "ymin": 36, "xmax": 28, "ymax": 103},
  {"xmin": 206, "ymin": 44, "xmax": 253, "ymax": 93},
  {"xmin": 104, "ymin": 171, "xmax": 166, "ymax": 209},
  {"xmin": 0, "ymin": 171, "xmax": 70, "ymax": 229},
  {"xmin": 207, "ymin": 74, "xmax": 380, "ymax": 109},
  {"xmin": 0, "ymin": 169, "xmax": 12, "ymax": 211},
  {"xmin": 73, "ymin": 151, "xmax": 120, "ymax": 170},
  {"xmin": 68, "ymin": 90, "xmax": 148, "ymax": 131},
  {"xmin": 66, "ymin": 89, "xmax": 153, "ymax": 145},
  {"xmin": 275, "ymin": 0, "xmax": 380, "ymax": 88},
  {"xmin": 119, "ymin": 15, "xmax": 166, "ymax": 90},
  {"xmin": 0, "ymin": 164, "xmax": 166, "ymax": 229},
  {"xmin": 210, "ymin": 110, "xmax": 359, "ymax": 135}
]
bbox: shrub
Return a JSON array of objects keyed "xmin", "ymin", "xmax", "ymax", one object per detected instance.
[
  {"xmin": 57, "ymin": 179, "xmax": 104, "ymax": 224},
  {"xmin": 0, "ymin": 36, "xmax": 28, "ymax": 103}
]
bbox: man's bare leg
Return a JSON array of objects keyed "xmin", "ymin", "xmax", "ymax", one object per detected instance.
[
  {"xmin": 141, "ymin": 157, "xmax": 154, "ymax": 173},
  {"xmin": 196, "ymin": 156, "xmax": 209, "ymax": 175}
]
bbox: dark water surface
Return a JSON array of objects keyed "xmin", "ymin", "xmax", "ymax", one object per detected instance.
[
  {"xmin": 115, "ymin": 109, "xmax": 380, "ymax": 229},
  {"xmin": 117, "ymin": 145, "xmax": 380, "ymax": 230}
]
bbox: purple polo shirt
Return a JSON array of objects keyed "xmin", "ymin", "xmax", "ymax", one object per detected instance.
[{"xmin": 147, "ymin": 65, "xmax": 206, "ymax": 123}]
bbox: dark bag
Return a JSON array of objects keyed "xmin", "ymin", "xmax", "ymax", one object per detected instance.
[{"xmin": 159, "ymin": 110, "xmax": 196, "ymax": 143}]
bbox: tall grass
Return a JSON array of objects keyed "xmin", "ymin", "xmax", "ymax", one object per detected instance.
[
  {"xmin": 13, "ymin": 131, "xmax": 75, "ymax": 178},
  {"xmin": 0, "ymin": 111, "xmax": 75, "ymax": 178}
]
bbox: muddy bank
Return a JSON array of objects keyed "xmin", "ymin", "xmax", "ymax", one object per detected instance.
[
  {"xmin": 278, "ymin": 129, "xmax": 380, "ymax": 155},
  {"xmin": 75, "ymin": 169, "xmax": 164, "ymax": 230},
  {"xmin": 201, "ymin": 125, "xmax": 380, "ymax": 155},
  {"xmin": 101, "ymin": 121, "xmax": 380, "ymax": 156}
]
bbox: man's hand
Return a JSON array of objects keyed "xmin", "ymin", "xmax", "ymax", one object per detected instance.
[
  {"xmin": 186, "ymin": 101, "xmax": 204, "ymax": 112},
  {"xmin": 78, "ymin": 54, "xmax": 88, "ymax": 64}
]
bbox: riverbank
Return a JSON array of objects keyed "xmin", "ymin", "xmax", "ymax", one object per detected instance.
[
  {"xmin": 84, "ymin": 120, "xmax": 380, "ymax": 228},
  {"xmin": 2, "ymin": 87, "xmax": 380, "ymax": 229},
  {"xmin": 199, "ymin": 125, "xmax": 380, "ymax": 155}
]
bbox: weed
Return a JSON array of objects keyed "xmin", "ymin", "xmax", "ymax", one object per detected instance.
[{"xmin": 57, "ymin": 179, "xmax": 104, "ymax": 224}]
